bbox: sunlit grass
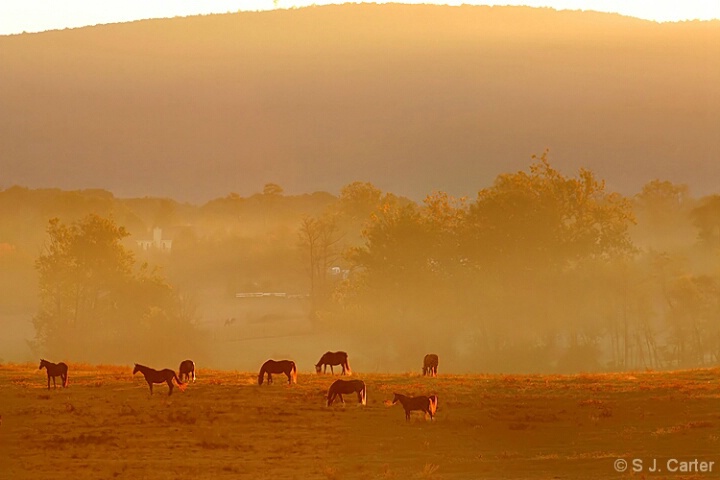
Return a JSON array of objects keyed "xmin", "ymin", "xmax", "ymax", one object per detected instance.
[{"xmin": 0, "ymin": 364, "xmax": 718, "ymax": 479}]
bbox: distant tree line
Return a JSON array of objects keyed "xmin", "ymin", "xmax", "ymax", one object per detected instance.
[{"xmin": 1, "ymin": 157, "xmax": 719, "ymax": 371}]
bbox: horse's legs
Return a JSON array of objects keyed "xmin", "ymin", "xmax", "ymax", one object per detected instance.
[
  {"xmin": 167, "ymin": 380, "xmax": 173, "ymax": 396},
  {"xmin": 338, "ymin": 393, "xmax": 344, "ymax": 404},
  {"xmin": 330, "ymin": 365, "xmax": 334, "ymax": 375},
  {"xmin": 47, "ymin": 375, "xmax": 50, "ymax": 390},
  {"xmin": 268, "ymin": 373, "xmax": 273, "ymax": 384},
  {"xmin": 285, "ymin": 372, "xmax": 291, "ymax": 384},
  {"xmin": 147, "ymin": 381, "xmax": 153, "ymax": 395},
  {"xmin": 405, "ymin": 409, "xmax": 411, "ymax": 421},
  {"xmin": 52, "ymin": 376, "xmax": 57, "ymax": 389}
]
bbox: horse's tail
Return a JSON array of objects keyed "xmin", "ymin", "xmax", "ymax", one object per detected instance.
[
  {"xmin": 63, "ymin": 370, "xmax": 69, "ymax": 388},
  {"xmin": 361, "ymin": 382, "xmax": 367, "ymax": 405},
  {"xmin": 344, "ymin": 358, "xmax": 352, "ymax": 376},
  {"xmin": 290, "ymin": 362, "xmax": 297, "ymax": 384},
  {"xmin": 173, "ymin": 373, "xmax": 187, "ymax": 392},
  {"xmin": 192, "ymin": 367, "xmax": 196, "ymax": 383},
  {"xmin": 429, "ymin": 395, "xmax": 438, "ymax": 416}
]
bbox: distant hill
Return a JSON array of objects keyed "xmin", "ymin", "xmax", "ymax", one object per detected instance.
[{"xmin": 1, "ymin": 4, "xmax": 718, "ymax": 203}]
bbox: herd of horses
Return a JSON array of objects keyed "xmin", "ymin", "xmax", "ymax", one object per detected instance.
[{"xmin": 37, "ymin": 352, "xmax": 440, "ymax": 421}]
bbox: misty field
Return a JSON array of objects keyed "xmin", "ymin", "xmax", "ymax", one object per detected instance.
[{"xmin": 1, "ymin": 364, "xmax": 718, "ymax": 479}]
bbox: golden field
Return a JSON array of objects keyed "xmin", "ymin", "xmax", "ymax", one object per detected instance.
[{"xmin": 0, "ymin": 363, "xmax": 718, "ymax": 479}]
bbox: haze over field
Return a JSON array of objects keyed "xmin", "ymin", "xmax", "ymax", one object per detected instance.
[
  {"xmin": 1, "ymin": 4, "xmax": 720, "ymax": 375},
  {"xmin": 1, "ymin": 4, "xmax": 719, "ymax": 202},
  {"xmin": 2, "ymin": 8, "xmax": 719, "ymax": 479}
]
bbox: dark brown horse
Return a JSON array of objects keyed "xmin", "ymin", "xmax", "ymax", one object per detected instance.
[
  {"xmin": 133, "ymin": 363, "xmax": 186, "ymax": 396},
  {"xmin": 422, "ymin": 354, "xmax": 439, "ymax": 377},
  {"xmin": 326, "ymin": 379, "xmax": 366, "ymax": 406},
  {"xmin": 258, "ymin": 360, "xmax": 297, "ymax": 385},
  {"xmin": 39, "ymin": 359, "xmax": 68, "ymax": 389},
  {"xmin": 392, "ymin": 393, "xmax": 438, "ymax": 421},
  {"xmin": 178, "ymin": 359, "xmax": 196, "ymax": 383},
  {"xmin": 315, "ymin": 351, "xmax": 351, "ymax": 375}
]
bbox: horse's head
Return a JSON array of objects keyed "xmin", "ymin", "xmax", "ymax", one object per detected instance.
[
  {"xmin": 132, "ymin": 364, "xmax": 140, "ymax": 375},
  {"xmin": 38, "ymin": 359, "xmax": 45, "ymax": 370},
  {"xmin": 315, "ymin": 364, "xmax": 322, "ymax": 374},
  {"xmin": 257, "ymin": 373, "xmax": 264, "ymax": 385},
  {"xmin": 391, "ymin": 393, "xmax": 401, "ymax": 404}
]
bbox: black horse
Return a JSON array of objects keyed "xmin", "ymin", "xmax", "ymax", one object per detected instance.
[
  {"xmin": 422, "ymin": 354, "xmax": 439, "ymax": 377},
  {"xmin": 258, "ymin": 359, "xmax": 297, "ymax": 385},
  {"xmin": 315, "ymin": 351, "xmax": 351, "ymax": 375},
  {"xmin": 39, "ymin": 359, "xmax": 68, "ymax": 390},
  {"xmin": 179, "ymin": 359, "xmax": 196, "ymax": 383},
  {"xmin": 133, "ymin": 363, "xmax": 186, "ymax": 396},
  {"xmin": 326, "ymin": 379, "xmax": 367, "ymax": 406},
  {"xmin": 392, "ymin": 393, "xmax": 438, "ymax": 421}
]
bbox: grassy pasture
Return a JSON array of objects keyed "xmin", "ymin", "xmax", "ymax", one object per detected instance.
[{"xmin": 0, "ymin": 364, "xmax": 718, "ymax": 479}]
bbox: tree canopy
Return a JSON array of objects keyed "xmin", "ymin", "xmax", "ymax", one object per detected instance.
[
  {"xmin": 33, "ymin": 214, "xmax": 198, "ymax": 362},
  {"xmin": 0, "ymin": 157, "xmax": 717, "ymax": 372}
]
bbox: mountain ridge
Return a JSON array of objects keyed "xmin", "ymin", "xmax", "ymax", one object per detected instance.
[{"xmin": 1, "ymin": 4, "xmax": 718, "ymax": 202}]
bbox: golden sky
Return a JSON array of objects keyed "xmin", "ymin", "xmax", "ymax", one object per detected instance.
[{"xmin": 1, "ymin": 1, "xmax": 718, "ymax": 35}]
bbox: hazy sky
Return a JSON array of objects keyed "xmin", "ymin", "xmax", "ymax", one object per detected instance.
[{"xmin": 1, "ymin": 1, "xmax": 718, "ymax": 35}]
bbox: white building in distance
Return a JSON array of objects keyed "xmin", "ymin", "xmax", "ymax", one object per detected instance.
[{"xmin": 136, "ymin": 227, "xmax": 172, "ymax": 252}]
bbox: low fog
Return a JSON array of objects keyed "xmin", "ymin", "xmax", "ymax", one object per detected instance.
[
  {"xmin": 1, "ymin": 166, "xmax": 718, "ymax": 374},
  {"xmin": 1, "ymin": 5, "xmax": 718, "ymax": 374}
]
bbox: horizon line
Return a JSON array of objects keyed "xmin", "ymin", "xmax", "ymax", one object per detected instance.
[{"xmin": 2, "ymin": 4, "xmax": 719, "ymax": 37}]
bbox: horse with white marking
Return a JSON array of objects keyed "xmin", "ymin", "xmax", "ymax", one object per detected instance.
[
  {"xmin": 327, "ymin": 379, "xmax": 366, "ymax": 406},
  {"xmin": 392, "ymin": 393, "xmax": 438, "ymax": 421}
]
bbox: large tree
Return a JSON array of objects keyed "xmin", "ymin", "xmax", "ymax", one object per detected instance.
[
  {"xmin": 33, "ymin": 214, "xmax": 196, "ymax": 362},
  {"xmin": 466, "ymin": 152, "xmax": 635, "ymax": 271},
  {"xmin": 338, "ymin": 154, "xmax": 638, "ymax": 371}
]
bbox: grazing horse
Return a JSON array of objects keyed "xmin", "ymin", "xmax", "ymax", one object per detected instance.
[
  {"xmin": 392, "ymin": 393, "xmax": 438, "ymax": 421},
  {"xmin": 39, "ymin": 359, "xmax": 68, "ymax": 390},
  {"xmin": 132, "ymin": 363, "xmax": 186, "ymax": 396},
  {"xmin": 326, "ymin": 379, "xmax": 367, "ymax": 406},
  {"xmin": 315, "ymin": 351, "xmax": 351, "ymax": 375},
  {"xmin": 422, "ymin": 354, "xmax": 439, "ymax": 377},
  {"xmin": 179, "ymin": 359, "xmax": 196, "ymax": 383},
  {"xmin": 258, "ymin": 360, "xmax": 297, "ymax": 385}
]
